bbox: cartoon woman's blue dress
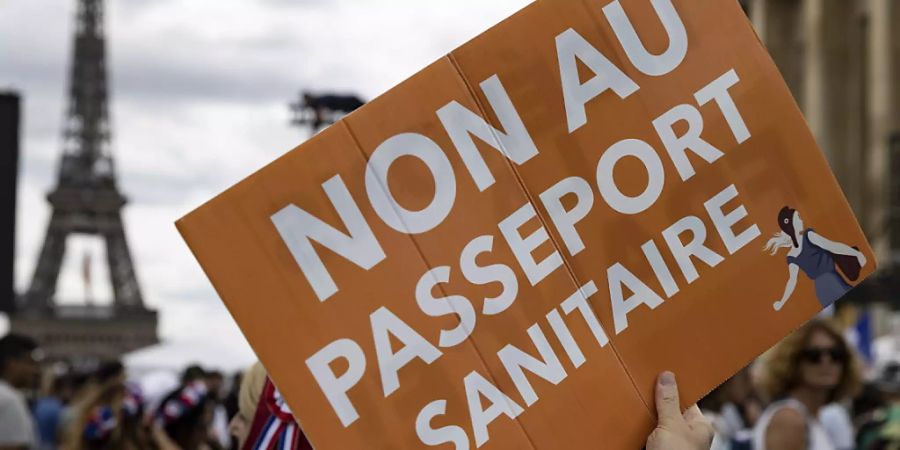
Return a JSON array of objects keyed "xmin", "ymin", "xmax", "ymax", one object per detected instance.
[{"xmin": 786, "ymin": 229, "xmax": 852, "ymax": 307}]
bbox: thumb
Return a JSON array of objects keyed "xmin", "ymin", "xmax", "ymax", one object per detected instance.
[{"xmin": 655, "ymin": 371, "xmax": 682, "ymax": 427}]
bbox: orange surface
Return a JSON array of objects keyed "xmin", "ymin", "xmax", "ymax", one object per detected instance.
[{"xmin": 177, "ymin": 0, "xmax": 875, "ymax": 448}]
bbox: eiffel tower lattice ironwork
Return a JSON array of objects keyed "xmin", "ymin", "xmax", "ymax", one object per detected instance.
[{"xmin": 13, "ymin": 0, "xmax": 157, "ymax": 362}]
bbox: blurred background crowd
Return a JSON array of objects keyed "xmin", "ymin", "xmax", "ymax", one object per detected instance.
[
  {"xmin": 1, "ymin": 333, "xmax": 314, "ymax": 449},
  {"xmin": 0, "ymin": 0, "xmax": 899, "ymax": 449},
  {"xmin": 5, "ymin": 313, "xmax": 900, "ymax": 449}
]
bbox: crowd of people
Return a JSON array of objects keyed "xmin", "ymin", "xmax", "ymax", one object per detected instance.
[
  {"xmin": 692, "ymin": 319, "xmax": 900, "ymax": 450},
  {"xmin": 0, "ymin": 334, "xmax": 312, "ymax": 450},
  {"xmin": 2, "ymin": 317, "xmax": 900, "ymax": 449}
]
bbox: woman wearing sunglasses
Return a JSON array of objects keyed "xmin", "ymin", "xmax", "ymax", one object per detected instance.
[{"xmin": 753, "ymin": 320, "xmax": 861, "ymax": 450}]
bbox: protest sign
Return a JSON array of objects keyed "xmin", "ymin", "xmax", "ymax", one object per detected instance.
[{"xmin": 177, "ymin": 0, "xmax": 876, "ymax": 448}]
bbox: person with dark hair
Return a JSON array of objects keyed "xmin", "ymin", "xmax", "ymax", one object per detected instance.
[
  {"xmin": 93, "ymin": 362, "xmax": 124, "ymax": 386},
  {"xmin": 753, "ymin": 320, "xmax": 862, "ymax": 450},
  {"xmin": 0, "ymin": 333, "xmax": 40, "ymax": 450},
  {"xmin": 182, "ymin": 365, "xmax": 206, "ymax": 385},
  {"xmin": 764, "ymin": 207, "xmax": 867, "ymax": 311},
  {"xmin": 153, "ymin": 379, "xmax": 220, "ymax": 450}
]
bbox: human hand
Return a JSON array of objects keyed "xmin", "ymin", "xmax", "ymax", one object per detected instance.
[{"xmin": 646, "ymin": 371, "xmax": 714, "ymax": 450}]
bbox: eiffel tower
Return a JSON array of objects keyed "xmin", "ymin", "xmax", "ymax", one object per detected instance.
[{"xmin": 10, "ymin": 0, "xmax": 157, "ymax": 363}]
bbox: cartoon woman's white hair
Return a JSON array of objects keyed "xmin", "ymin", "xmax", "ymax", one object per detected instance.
[{"xmin": 764, "ymin": 231, "xmax": 794, "ymax": 255}]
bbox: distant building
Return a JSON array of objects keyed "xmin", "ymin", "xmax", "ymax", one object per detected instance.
[
  {"xmin": 742, "ymin": 0, "xmax": 900, "ymax": 300},
  {"xmin": 0, "ymin": 92, "xmax": 19, "ymax": 314}
]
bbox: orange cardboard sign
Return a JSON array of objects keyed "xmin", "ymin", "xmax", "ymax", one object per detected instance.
[{"xmin": 177, "ymin": 0, "xmax": 876, "ymax": 448}]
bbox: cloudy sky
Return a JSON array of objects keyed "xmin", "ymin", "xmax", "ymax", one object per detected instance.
[{"xmin": 0, "ymin": 0, "xmax": 531, "ymax": 366}]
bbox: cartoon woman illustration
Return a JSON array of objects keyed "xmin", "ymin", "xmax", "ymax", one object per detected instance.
[{"xmin": 764, "ymin": 206, "xmax": 867, "ymax": 311}]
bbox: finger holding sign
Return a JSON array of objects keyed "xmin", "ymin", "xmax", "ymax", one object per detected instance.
[{"xmin": 646, "ymin": 371, "xmax": 714, "ymax": 450}]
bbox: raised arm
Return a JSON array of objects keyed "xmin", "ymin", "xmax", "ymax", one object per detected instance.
[
  {"xmin": 807, "ymin": 231, "xmax": 866, "ymax": 266},
  {"xmin": 774, "ymin": 263, "xmax": 799, "ymax": 311}
]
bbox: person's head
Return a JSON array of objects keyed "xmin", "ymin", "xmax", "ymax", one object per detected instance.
[
  {"xmin": 95, "ymin": 361, "xmax": 125, "ymax": 385},
  {"xmin": 0, "ymin": 333, "xmax": 41, "ymax": 389},
  {"xmin": 205, "ymin": 370, "xmax": 224, "ymax": 401},
  {"xmin": 157, "ymin": 381, "xmax": 213, "ymax": 449},
  {"xmin": 765, "ymin": 207, "xmax": 805, "ymax": 255},
  {"xmin": 227, "ymin": 362, "xmax": 267, "ymax": 447},
  {"xmin": 50, "ymin": 373, "xmax": 77, "ymax": 402},
  {"xmin": 777, "ymin": 206, "xmax": 802, "ymax": 247},
  {"xmin": 757, "ymin": 320, "xmax": 861, "ymax": 403},
  {"xmin": 181, "ymin": 364, "xmax": 206, "ymax": 385}
]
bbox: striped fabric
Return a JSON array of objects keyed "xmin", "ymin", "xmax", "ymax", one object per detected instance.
[{"xmin": 244, "ymin": 378, "xmax": 311, "ymax": 450}]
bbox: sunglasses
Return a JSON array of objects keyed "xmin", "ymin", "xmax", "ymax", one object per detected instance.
[{"xmin": 798, "ymin": 346, "xmax": 848, "ymax": 364}]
